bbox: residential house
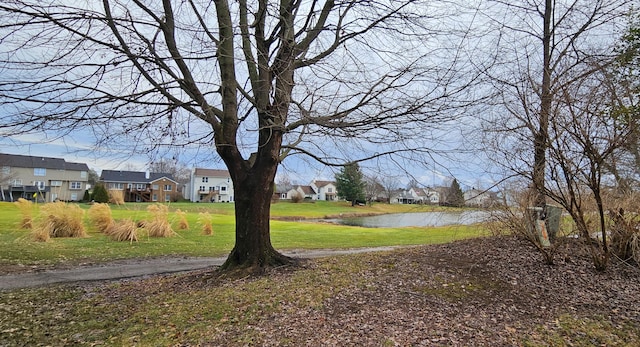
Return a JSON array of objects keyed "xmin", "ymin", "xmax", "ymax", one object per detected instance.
[
  {"xmin": 286, "ymin": 185, "xmax": 317, "ymax": 200},
  {"xmin": 391, "ymin": 187, "xmax": 441, "ymax": 205},
  {"xmin": 100, "ymin": 170, "xmax": 178, "ymax": 203},
  {"xmin": 311, "ymin": 180, "xmax": 337, "ymax": 201},
  {"xmin": 186, "ymin": 168, "xmax": 234, "ymax": 202},
  {"xmin": 0, "ymin": 153, "xmax": 89, "ymax": 202},
  {"xmin": 464, "ymin": 188, "xmax": 498, "ymax": 208}
]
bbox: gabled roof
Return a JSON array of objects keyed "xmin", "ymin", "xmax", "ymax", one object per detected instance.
[
  {"xmin": 313, "ymin": 180, "xmax": 335, "ymax": 188},
  {"xmin": 194, "ymin": 168, "xmax": 230, "ymax": 178},
  {"xmin": 100, "ymin": 170, "xmax": 176, "ymax": 184},
  {"xmin": 0, "ymin": 153, "xmax": 89, "ymax": 171},
  {"xmin": 296, "ymin": 185, "xmax": 316, "ymax": 195}
]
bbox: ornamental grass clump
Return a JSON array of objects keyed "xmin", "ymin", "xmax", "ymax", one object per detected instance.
[
  {"xmin": 199, "ymin": 212, "xmax": 214, "ymax": 235},
  {"xmin": 14, "ymin": 198, "xmax": 33, "ymax": 229},
  {"xmin": 145, "ymin": 204, "xmax": 174, "ymax": 237},
  {"xmin": 175, "ymin": 209, "xmax": 189, "ymax": 230},
  {"xmin": 33, "ymin": 201, "xmax": 86, "ymax": 240},
  {"xmin": 109, "ymin": 219, "xmax": 139, "ymax": 242},
  {"xmin": 108, "ymin": 189, "xmax": 125, "ymax": 205},
  {"xmin": 88, "ymin": 203, "xmax": 115, "ymax": 234}
]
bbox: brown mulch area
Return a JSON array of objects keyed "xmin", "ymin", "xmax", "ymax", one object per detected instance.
[{"xmin": 191, "ymin": 236, "xmax": 640, "ymax": 346}]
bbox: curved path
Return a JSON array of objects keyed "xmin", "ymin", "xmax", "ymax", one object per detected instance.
[{"xmin": 0, "ymin": 247, "xmax": 399, "ymax": 291}]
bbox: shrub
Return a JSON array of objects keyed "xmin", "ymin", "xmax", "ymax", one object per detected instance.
[
  {"xmin": 175, "ymin": 209, "xmax": 189, "ymax": 230},
  {"xmin": 108, "ymin": 189, "xmax": 125, "ymax": 205},
  {"xmin": 33, "ymin": 201, "xmax": 86, "ymax": 239},
  {"xmin": 92, "ymin": 184, "xmax": 109, "ymax": 203},
  {"xmin": 88, "ymin": 203, "xmax": 115, "ymax": 234},
  {"xmin": 82, "ymin": 189, "xmax": 91, "ymax": 202},
  {"xmin": 199, "ymin": 212, "xmax": 214, "ymax": 235},
  {"xmin": 290, "ymin": 192, "xmax": 303, "ymax": 203},
  {"xmin": 14, "ymin": 198, "xmax": 33, "ymax": 229},
  {"xmin": 145, "ymin": 204, "xmax": 174, "ymax": 237},
  {"xmin": 109, "ymin": 219, "xmax": 139, "ymax": 242}
]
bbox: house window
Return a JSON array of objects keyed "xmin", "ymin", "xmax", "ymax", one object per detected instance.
[
  {"xmin": 33, "ymin": 181, "xmax": 45, "ymax": 189},
  {"xmin": 1, "ymin": 166, "xmax": 9, "ymax": 174},
  {"xmin": 34, "ymin": 168, "xmax": 46, "ymax": 176},
  {"xmin": 199, "ymin": 186, "xmax": 206, "ymax": 192},
  {"xmin": 328, "ymin": 188, "xmax": 333, "ymax": 192},
  {"xmin": 136, "ymin": 183, "xmax": 145, "ymax": 190},
  {"xmin": 152, "ymin": 184, "xmax": 159, "ymax": 190},
  {"xmin": 110, "ymin": 183, "xmax": 123, "ymax": 189},
  {"xmin": 202, "ymin": 177, "xmax": 208, "ymax": 183},
  {"xmin": 70, "ymin": 193, "xmax": 78, "ymax": 201},
  {"xmin": 12, "ymin": 179, "xmax": 22, "ymax": 186},
  {"xmin": 209, "ymin": 186, "xmax": 215, "ymax": 192},
  {"xmin": 80, "ymin": 171, "xmax": 87, "ymax": 179},
  {"xmin": 70, "ymin": 182, "xmax": 82, "ymax": 190},
  {"xmin": 165, "ymin": 194, "xmax": 171, "ymax": 202},
  {"xmin": 164, "ymin": 185, "xmax": 172, "ymax": 191},
  {"xmin": 152, "ymin": 194, "xmax": 158, "ymax": 202},
  {"xmin": 221, "ymin": 186, "xmax": 227, "ymax": 192},
  {"xmin": 50, "ymin": 180, "xmax": 63, "ymax": 187}
]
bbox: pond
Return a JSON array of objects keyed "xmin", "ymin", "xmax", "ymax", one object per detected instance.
[{"xmin": 325, "ymin": 210, "xmax": 490, "ymax": 228}]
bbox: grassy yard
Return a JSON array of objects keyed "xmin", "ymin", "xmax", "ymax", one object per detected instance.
[{"xmin": 0, "ymin": 200, "xmax": 484, "ymax": 268}]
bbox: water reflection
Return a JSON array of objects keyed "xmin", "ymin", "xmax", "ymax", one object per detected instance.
[{"xmin": 326, "ymin": 211, "xmax": 490, "ymax": 228}]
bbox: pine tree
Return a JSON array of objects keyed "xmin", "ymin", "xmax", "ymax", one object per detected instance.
[
  {"xmin": 446, "ymin": 179, "xmax": 465, "ymax": 207},
  {"xmin": 92, "ymin": 184, "xmax": 109, "ymax": 203},
  {"xmin": 335, "ymin": 163, "xmax": 366, "ymax": 206}
]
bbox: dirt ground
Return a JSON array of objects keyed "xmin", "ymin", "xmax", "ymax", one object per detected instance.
[
  {"xmin": 156, "ymin": 236, "xmax": 640, "ymax": 345},
  {"xmin": 4, "ymin": 236, "xmax": 640, "ymax": 345}
]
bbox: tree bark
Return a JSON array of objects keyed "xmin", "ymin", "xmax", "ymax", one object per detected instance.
[{"xmin": 220, "ymin": 169, "xmax": 293, "ymax": 270}]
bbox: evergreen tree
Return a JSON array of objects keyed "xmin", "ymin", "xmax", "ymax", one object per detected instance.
[
  {"xmin": 335, "ymin": 163, "xmax": 366, "ymax": 206},
  {"xmin": 82, "ymin": 190, "xmax": 91, "ymax": 202},
  {"xmin": 92, "ymin": 184, "xmax": 109, "ymax": 203},
  {"xmin": 446, "ymin": 179, "xmax": 465, "ymax": 207}
]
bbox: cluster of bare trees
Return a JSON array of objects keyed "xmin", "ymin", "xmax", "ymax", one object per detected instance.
[{"xmin": 0, "ymin": 0, "xmax": 637, "ymax": 271}]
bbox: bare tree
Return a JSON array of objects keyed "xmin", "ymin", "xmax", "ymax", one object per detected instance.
[
  {"xmin": 480, "ymin": 0, "xmax": 632, "ymax": 208},
  {"xmin": 542, "ymin": 61, "xmax": 637, "ymax": 270},
  {"xmin": 0, "ymin": 1, "xmax": 479, "ymax": 271}
]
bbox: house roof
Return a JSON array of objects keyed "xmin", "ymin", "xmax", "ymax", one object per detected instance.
[
  {"xmin": 297, "ymin": 185, "xmax": 316, "ymax": 195},
  {"xmin": 194, "ymin": 168, "xmax": 230, "ymax": 178},
  {"xmin": 0, "ymin": 153, "xmax": 89, "ymax": 171},
  {"xmin": 313, "ymin": 180, "xmax": 335, "ymax": 188},
  {"xmin": 100, "ymin": 170, "xmax": 177, "ymax": 184}
]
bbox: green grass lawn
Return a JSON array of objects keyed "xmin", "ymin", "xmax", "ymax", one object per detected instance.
[{"xmin": 0, "ymin": 200, "xmax": 485, "ymax": 267}]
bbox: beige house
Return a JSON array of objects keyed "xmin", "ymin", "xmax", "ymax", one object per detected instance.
[
  {"xmin": 311, "ymin": 180, "xmax": 337, "ymax": 201},
  {"xmin": 0, "ymin": 153, "xmax": 89, "ymax": 202},
  {"xmin": 99, "ymin": 170, "xmax": 178, "ymax": 203}
]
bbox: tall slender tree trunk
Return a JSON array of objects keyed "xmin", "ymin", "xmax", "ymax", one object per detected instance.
[{"xmin": 533, "ymin": 0, "xmax": 553, "ymax": 208}]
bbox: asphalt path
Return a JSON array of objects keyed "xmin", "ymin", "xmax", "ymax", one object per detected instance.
[{"xmin": 0, "ymin": 247, "xmax": 399, "ymax": 291}]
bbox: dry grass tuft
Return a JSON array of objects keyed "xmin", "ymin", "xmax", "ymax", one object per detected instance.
[
  {"xmin": 14, "ymin": 198, "xmax": 34, "ymax": 229},
  {"xmin": 199, "ymin": 212, "xmax": 214, "ymax": 235},
  {"xmin": 32, "ymin": 201, "xmax": 86, "ymax": 239},
  {"xmin": 108, "ymin": 190, "xmax": 125, "ymax": 205},
  {"xmin": 109, "ymin": 219, "xmax": 139, "ymax": 242},
  {"xmin": 175, "ymin": 209, "xmax": 189, "ymax": 230},
  {"xmin": 145, "ymin": 204, "xmax": 175, "ymax": 237},
  {"xmin": 88, "ymin": 203, "xmax": 115, "ymax": 234}
]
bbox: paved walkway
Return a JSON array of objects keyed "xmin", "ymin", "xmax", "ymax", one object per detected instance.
[{"xmin": 0, "ymin": 247, "xmax": 399, "ymax": 291}]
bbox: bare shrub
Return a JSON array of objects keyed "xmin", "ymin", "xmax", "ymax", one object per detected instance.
[
  {"xmin": 199, "ymin": 212, "xmax": 214, "ymax": 235},
  {"xmin": 109, "ymin": 219, "xmax": 139, "ymax": 242},
  {"xmin": 14, "ymin": 198, "xmax": 33, "ymax": 229},
  {"xmin": 108, "ymin": 189, "xmax": 125, "ymax": 205},
  {"xmin": 33, "ymin": 201, "xmax": 86, "ymax": 238},
  {"xmin": 175, "ymin": 209, "xmax": 189, "ymax": 230},
  {"xmin": 145, "ymin": 204, "xmax": 174, "ymax": 237},
  {"xmin": 88, "ymin": 203, "xmax": 115, "ymax": 234},
  {"xmin": 290, "ymin": 191, "xmax": 303, "ymax": 203}
]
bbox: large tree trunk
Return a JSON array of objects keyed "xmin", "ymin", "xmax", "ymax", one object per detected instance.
[{"xmin": 220, "ymin": 171, "xmax": 292, "ymax": 270}]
